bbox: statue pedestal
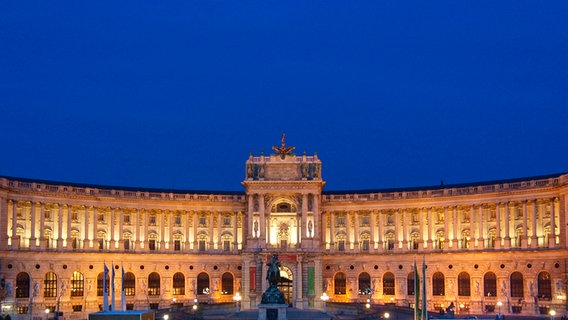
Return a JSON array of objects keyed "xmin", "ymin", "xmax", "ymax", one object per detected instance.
[{"xmin": 258, "ymin": 304, "xmax": 287, "ymax": 320}]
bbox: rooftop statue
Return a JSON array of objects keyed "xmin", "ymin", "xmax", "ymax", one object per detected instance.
[{"xmin": 272, "ymin": 133, "xmax": 295, "ymax": 159}]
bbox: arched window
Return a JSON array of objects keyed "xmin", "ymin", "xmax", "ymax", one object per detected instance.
[
  {"xmin": 97, "ymin": 272, "xmax": 110, "ymax": 296},
  {"xmin": 71, "ymin": 271, "xmax": 84, "ymax": 297},
  {"xmin": 510, "ymin": 272, "xmax": 524, "ymax": 298},
  {"xmin": 44, "ymin": 272, "xmax": 57, "ymax": 298},
  {"xmin": 407, "ymin": 272, "xmax": 417, "ymax": 296},
  {"xmin": 148, "ymin": 272, "xmax": 160, "ymax": 296},
  {"xmin": 222, "ymin": 272, "xmax": 234, "ymax": 295},
  {"xmin": 197, "ymin": 272, "xmax": 210, "ymax": 295},
  {"xmin": 334, "ymin": 272, "xmax": 346, "ymax": 295},
  {"xmin": 458, "ymin": 272, "xmax": 470, "ymax": 296},
  {"xmin": 16, "ymin": 272, "xmax": 30, "ymax": 298},
  {"xmin": 383, "ymin": 272, "xmax": 395, "ymax": 295},
  {"xmin": 124, "ymin": 272, "xmax": 136, "ymax": 296},
  {"xmin": 173, "ymin": 272, "xmax": 185, "ymax": 295},
  {"xmin": 537, "ymin": 271, "xmax": 551, "ymax": 300},
  {"xmin": 484, "ymin": 272, "xmax": 497, "ymax": 297},
  {"xmin": 358, "ymin": 272, "xmax": 371, "ymax": 295},
  {"xmin": 461, "ymin": 230, "xmax": 471, "ymax": 249},
  {"xmin": 432, "ymin": 272, "xmax": 445, "ymax": 296}
]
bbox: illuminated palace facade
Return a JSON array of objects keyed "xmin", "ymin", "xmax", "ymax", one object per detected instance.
[{"xmin": 1, "ymin": 145, "xmax": 567, "ymax": 319}]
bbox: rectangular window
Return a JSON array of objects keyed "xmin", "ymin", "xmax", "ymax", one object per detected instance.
[
  {"xmin": 224, "ymin": 217, "xmax": 231, "ymax": 226},
  {"xmin": 387, "ymin": 240, "xmax": 394, "ymax": 250},
  {"xmin": 124, "ymin": 214, "xmax": 131, "ymax": 224},
  {"xmin": 17, "ymin": 306, "xmax": 29, "ymax": 314},
  {"xmin": 199, "ymin": 217, "xmax": 207, "ymax": 226},
  {"xmin": 362, "ymin": 239, "xmax": 370, "ymax": 251},
  {"xmin": 72, "ymin": 237, "xmax": 78, "ymax": 249},
  {"xmin": 223, "ymin": 240, "xmax": 231, "ymax": 251},
  {"xmin": 174, "ymin": 240, "xmax": 181, "ymax": 251},
  {"xmin": 71, "ymin": 211, "xmax": 79, "ymax": 222},
  {"xmin": 337, "ymin": 217, "xmax": 345, "ymax": 226},
  {"xmin": 198, "ymin": 240, "xmax": 206, "ymax": 251},
  {"xmin": 175, "ymin": 215, "xmax": 182, "ymax": 225},
  {"xmin": 338, "ymin": 240, "xmax": 345, "ymax": 251},
  {"xmin": 149, "ymin": 215, "xmax": 156, "ymax": 225},
  {"xmin": 72, "ymin": 305, "xmax": 82, "ymax": 312},
  {"xmin": 98, "ymin": 238, "xmax": 104, "ymax": 250},
  {"xmin": 280, "ymin": 240, "xmax": 287, "ymax": 249},
  {"xmin": 124, "ymin": 239, "xmax": 130, "ymax": 251},
  {"xmin": 149, "ymin": 239, "xmax": 156, "ymax": 251},
  {"xmin": 98, "ymin": 214, "xmax": 105, "ymax": 222}
]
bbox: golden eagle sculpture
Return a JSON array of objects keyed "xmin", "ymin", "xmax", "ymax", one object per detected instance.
[{"xmin": 272, "ymin": 133, "xmax": 295, "ymax": 159}]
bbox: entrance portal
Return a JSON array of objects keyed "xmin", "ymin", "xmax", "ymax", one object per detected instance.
[{"xmin": 278, "ymin": 266, "xmax": 293, "ymax": 307}]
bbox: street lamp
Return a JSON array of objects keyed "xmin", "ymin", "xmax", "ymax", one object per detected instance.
[
  {"xmin": 233, "ymin": 292, "xmax": 242, "ymax": 313},
  {"xmin": 384, "ymin": 312, "xmax": 390, "ymax": 319},
  {"xmin": 321, "ymin": 292, "xmax": 329, "ymax": 313},
  {"xmin": 163, "ymin": 315, "xmax": 169, "ymax": 320},
  {"xmin": 497, "ymin": 301, "xmax": 503, "ymax": 314},
  {"xmin": 45, "ymin": 308, "xmax": 50, "ymax": 320},
  {"xmin": 550, "ymin": 309, "xmax": 556, "ymax": 320}
]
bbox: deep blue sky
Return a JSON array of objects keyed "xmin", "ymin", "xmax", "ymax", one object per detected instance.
[{"xmin": 1, "ymin": 1, "xmax": 567, "ymax": 192}]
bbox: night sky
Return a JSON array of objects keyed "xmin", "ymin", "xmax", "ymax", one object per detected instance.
[{"xmin": 1, "ymin": 1, "xmax": 567, "ymax": 192}]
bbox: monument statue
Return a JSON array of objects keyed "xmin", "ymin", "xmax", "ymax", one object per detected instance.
[{"xmin": 261, "ymin": 254, "xmax": 285, "ymax": 305}]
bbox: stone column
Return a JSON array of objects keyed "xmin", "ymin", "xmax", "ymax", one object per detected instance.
[
  {"xmin": 193, "ymin": 211, "xmax": 198, "ymax": 252},
  {"xmin": 248, "ymin": 195, "xmax": 254, "ymax": 238},
  {"xmin": 208, "ymin": 211, "xmax": 214, "ymax": 250},
  {"xmin": 549, "ymin": 198, "xmax": 556, "ymax": 247},
  {"xmin": 118, "ymin": 208, "xmax": 124, "ymax": 250},
  {"xmin": 160, "ymin": 209, "xmax": 166, "ymax": 251},
  {"xmin": 83, "ymin": 205, "xmax": 89, "ymax": 249},
  {"xmin": 93, "ymin": 206, "xmax": 98, "ymax": 249},
  {"xmin": 233, "ymin": 211, "xmax": 239, "ymax": 251},
  {"xmin": 11, "ymin": 200, "xmax": 18, "ymax": 248},
  {"xmin": 296, "ymin": 256, "xmax": 304, "ymax": 308},
  {"xmin": 110, "ymin": 207, "xmax": 116, "ymax": 250},
  {"xmin": 402, "ymin": 208, "xmax": 408, "ymax": 250},
  {"xmin": 314, "ymin": 194, "xmax": 321, "ymax": 241},
  {"xmin": 495, "ymin": 203, "xmax": 501, "ymax": 248},
  {"xmin": 452, "ymin": 206, "xmax": 458, "ymax": 249},
  {"xmin": 419, "ymin": 208, "xmax": 424, "ymax": 251},
  {"xmin": 531, "ymin": 199, "xmax": 538, "ymax": 247},
  {"xmin": 377, "ymin": 209, "xmax": 384, "ymax": 252},
  {"xmin": 66, "ymin": 205, "xmax": 72, "ymax": 249},
  {"xmin": 426, "ymin": 208, "xmax": 432, "ymax": 249},
  {"xmin": 330, "ymin": 212, "xmax": 335, "ymax": 251},
  {"xmin": 144, "ymin": 209, "xmax": 149, "ymax": 251},
  {"xmin": 185, "ymin": 210, "xmax": 191, "ymax": 251},
  {"xmin": 135, "ymin": 208, "xmax": 141, "ymax": 249},
  {"xmin": 346, "ymin": 211, "xmax": 352, "ymax": 251},
  {"xmin": 169, "ymin": 210, "xmax": 174, "ymax": 251},
  {"xmin": 217, "ymin": 211, "xmax": 222, "ymax": 251},
  {"xmin": 57, "ymin": 204, "xmax": 64, "ymax": 249},
  {"xmin": 521, "ymin": 201, "xmax": 528, "ymax": 248},
  {"xmin": 40, "ymin": 202, "xmax": 46, "ymax": 249},
  {"xmin": 393, "ymin": 209, "xmax": 399, "ymax": 251},
  {"xmin": 504, "ymin": 202, "xmax": 511, "ymax": 248},
  {"xmin": 477, "ymin": 205, "xmax": 484, "ymax": 248},
  {"xmin": 469, "ymin": 204, "xmax": 475, "ymax": 248},
  {"xmin": 443, "ymin": 207, "xmax": 449, "ymax": 249},
  {"xmin": 370, "ymin": 209, "xmax": 376, "ymax": 252},
  {"xmin": 301, "ymin": 193, "xmax": 308, "ymax": 241},
  {"xmin": 0, "ymin": 197, "xmax": 7, "ymax": 250},
  {"xmin": 354, "ymin": 210, "xmax": 360, "ymax": 251},
  {"xmin": 259, "ymin": 194, "xmax": 266, "ymax": 245},
  {"xmin": 30, "ymin": 202, "xmax": 37, "ymax": 249}
]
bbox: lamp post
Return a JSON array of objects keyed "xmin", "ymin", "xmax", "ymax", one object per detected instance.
[
  {"xmin": 321, "ymin": 292, "xmax": 329, "ymax": 313},
  {"xmin": 497, "ymin": 301, "xmax": 503, "ymax": 314},
  {"xmin": 163, "ymin": 315, "xmax": 169, "ymax": 320},
  {"xmin": 233, "ymin": 292, "xmax": 242, "ymax": 313},
  {"xmin": 45, "ymin": 308, "xmax": 50, "ymax": 320},
  {"xmin": 550, "ymin": 309, "xmax": 556, "ymax": 320}
]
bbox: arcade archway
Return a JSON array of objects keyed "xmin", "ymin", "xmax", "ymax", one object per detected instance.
[{"xmin": 278, "ymin": 266, "xmax": 293, "ymax": 306}]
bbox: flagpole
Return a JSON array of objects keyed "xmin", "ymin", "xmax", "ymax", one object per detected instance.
[
  {"xmin": 421, "ymin": 256, "xmax": 428, "ymax": 320},
  {"xmin": 414, "ymin": 259, "xmax": 420, "ymax": 320},
  {"xmin": 103, "ymin": 262, "xmax": 109, "ymax": 312},
  {"xmin": 111, "ymin": 262, "xmax": 116, "ymax": 311},
  {"xmin": 121, "ymin": 263, "xmax": 126, "ymax": 311}
]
